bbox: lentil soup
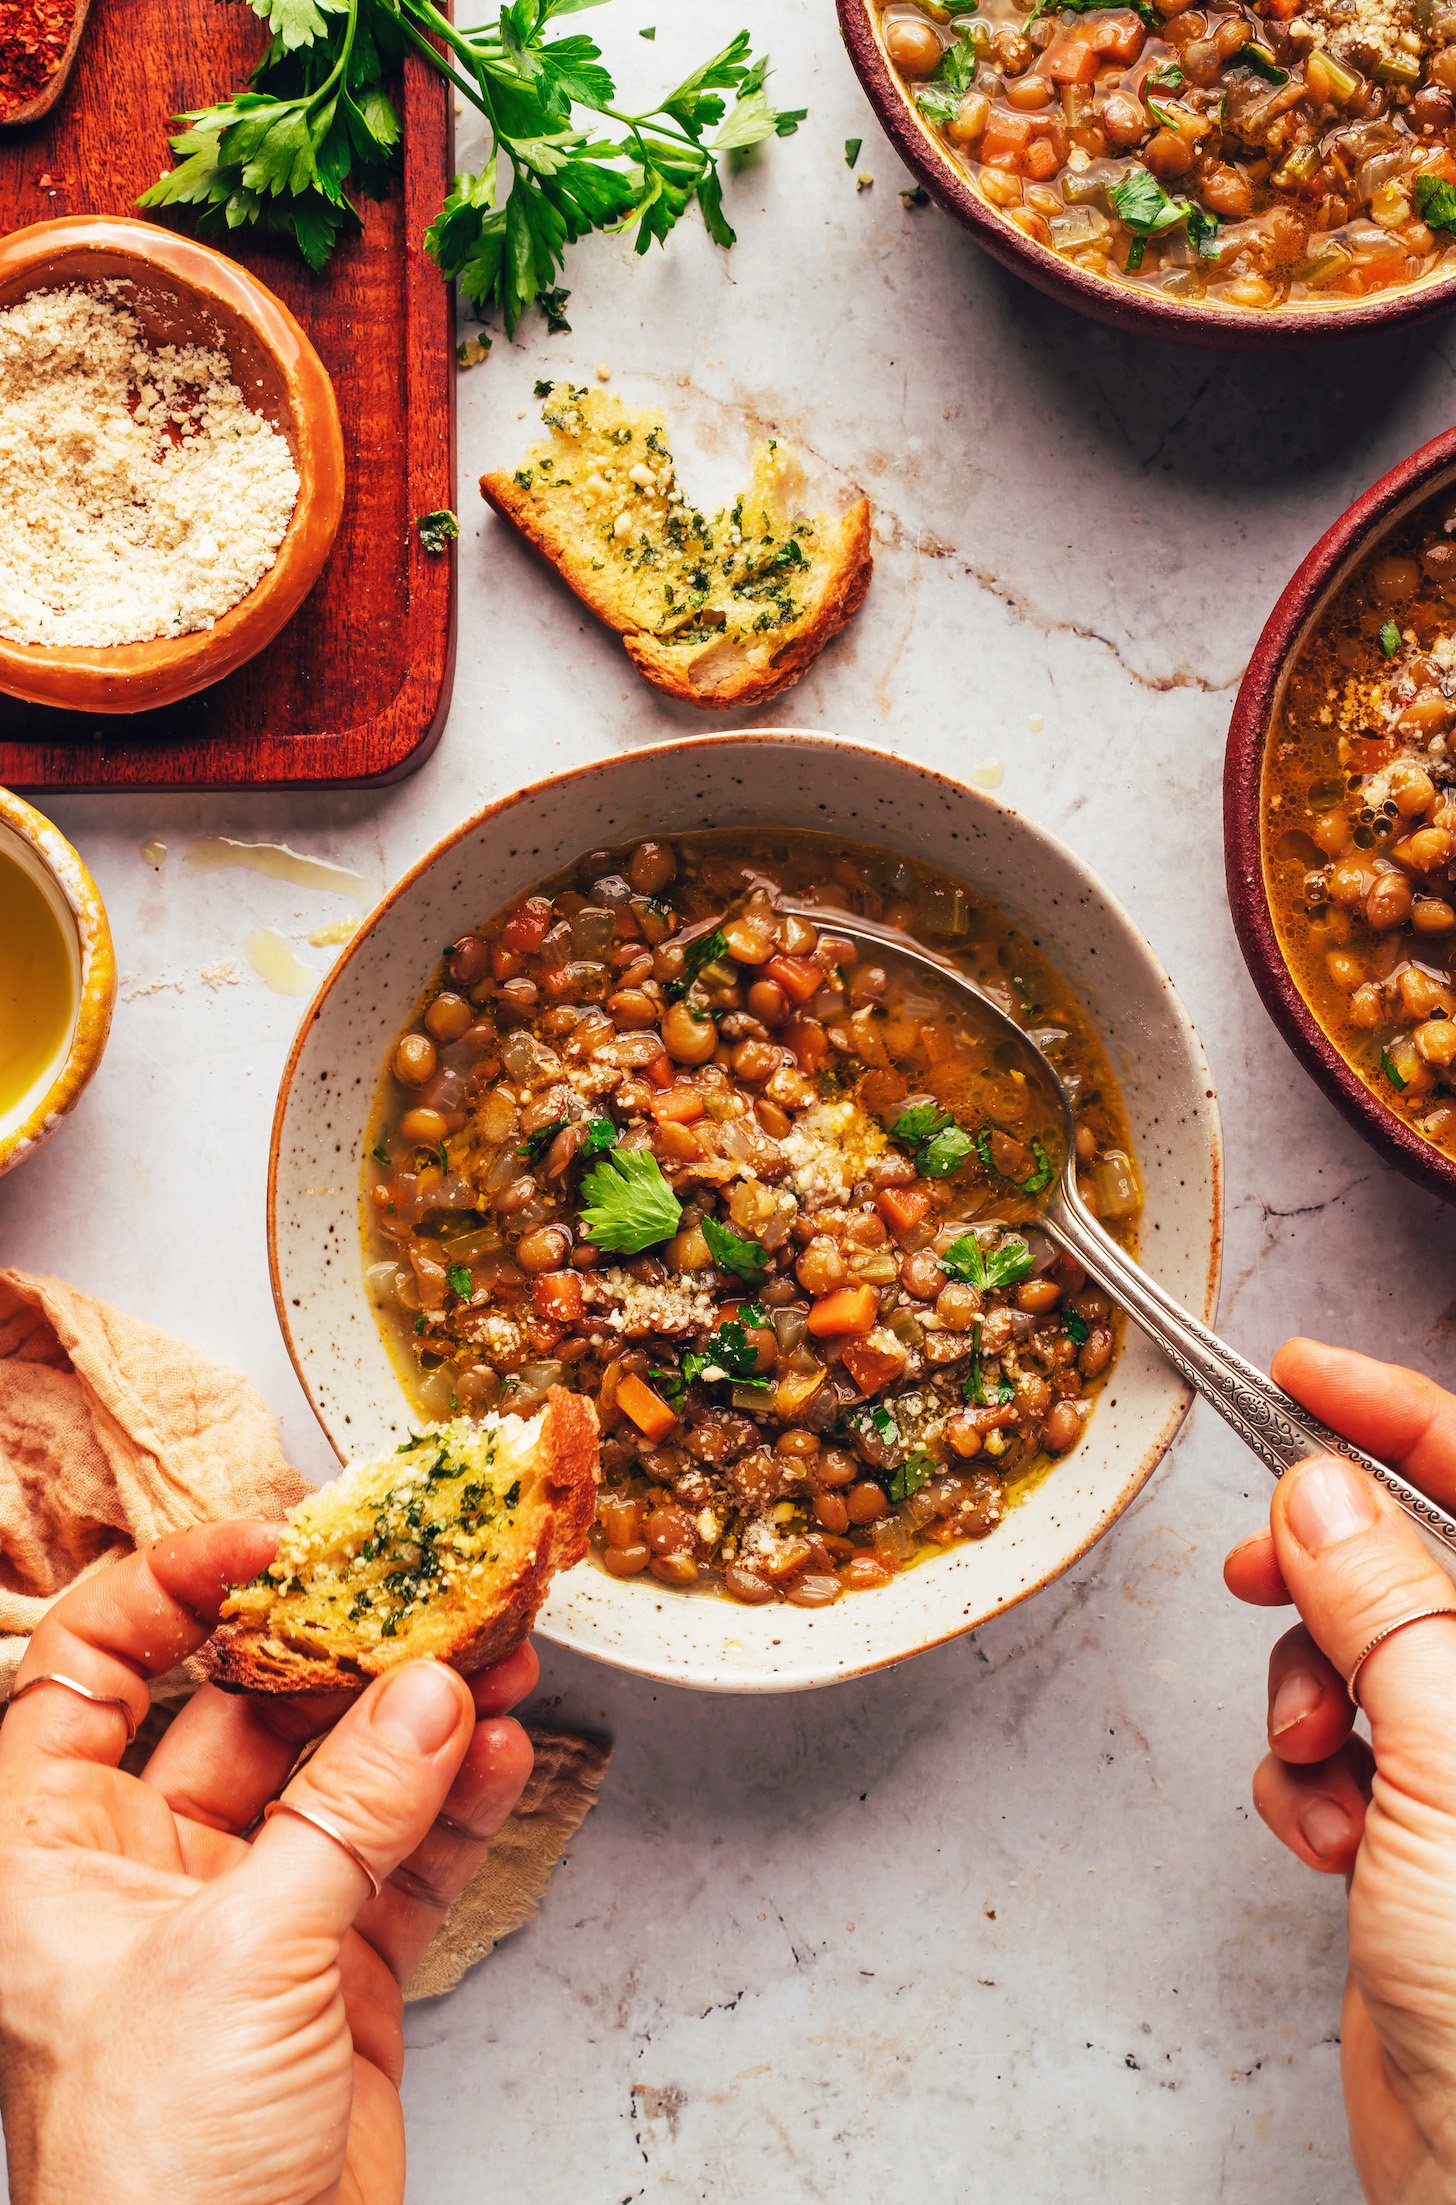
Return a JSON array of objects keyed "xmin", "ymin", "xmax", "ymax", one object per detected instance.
[
  {"xmin": 875, "ymin": 0, "xmax": 1456, "ymax": 312},
  {"xmin": 1263, "ymin": 489, "xmax": 1456, "ymax": 1160},
  {"xmin": 362, "ymin": 832, "xmax": 1140, "ymax": 1610}
]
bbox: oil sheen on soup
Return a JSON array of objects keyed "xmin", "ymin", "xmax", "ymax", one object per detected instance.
[{"xmin": 363, "ymin": 832, "xmax": 1141, "ymax": 1610}]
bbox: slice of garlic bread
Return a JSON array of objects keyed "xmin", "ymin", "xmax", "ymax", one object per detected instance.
[
  {"xmin": 480, "ymin": 383, "xmax": 872, "ymax": 708},
  {"xmin": 208, "ymin": 1390, "xmax": 598, "ymax": 1695}
]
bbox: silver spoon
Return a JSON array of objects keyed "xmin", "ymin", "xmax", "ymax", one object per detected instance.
[{"xmin": 779, "ymin": 900, "xmax": 1456, "ymax": 1560}]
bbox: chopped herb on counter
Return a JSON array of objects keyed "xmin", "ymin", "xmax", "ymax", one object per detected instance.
[{"xmin": 416, "ymin": 508, "xmax": 459, "ymax": 553}]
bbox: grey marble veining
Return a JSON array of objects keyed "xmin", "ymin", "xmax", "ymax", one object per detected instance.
[{"xmin": 2, "ymin": 3, "xmax": 1455, "ymax": 2198}]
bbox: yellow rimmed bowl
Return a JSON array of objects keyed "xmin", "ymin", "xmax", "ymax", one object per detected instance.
[{"xmin": 0, "ymin": 788, "xmax": 116, "ymax": 1178}]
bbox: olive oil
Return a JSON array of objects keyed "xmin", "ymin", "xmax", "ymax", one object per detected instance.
[{"xmin": 0, "ymin": 843, "xmax": 74, "ymax": 1121}]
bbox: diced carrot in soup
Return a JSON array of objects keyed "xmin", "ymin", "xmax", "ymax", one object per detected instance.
[
  {"xmin": 1024, "ymin": 138, "xmax": 1061, "ymax": 181},
  {"xmin": 649, "ymin": 1085, "xmax": 706, "ymax": 1124},
  {"xmin": 1043, "ymin": 30, "xmax": 1098, "ymax": 82},
  {"xmin": 1090, "ymin": 11, "xmax": 1145, "ymax": 59},
  {"xmin": 876, "ymin": 1185, "xmax": 931, "ymax": 1236},
  {"xmin": 616, "ymin": 1373, "xmax": 679, "ymax": 1442},
  {"xmin": 533, "ymin": 1272, "xmax": 585, "ymax": 1323},
  {"xmin": 806, "ymin": 1285, "xmax": 879, "ymax": 1338},
  {"xmin": 763, "ymin": 954, "xmax": 822, "ymax": 1004},
  {"xmin": 981, "ymin": 110, "xmax": 1034, "ymax": 164}
]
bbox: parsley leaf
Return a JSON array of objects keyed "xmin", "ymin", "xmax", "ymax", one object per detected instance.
[
  {"xmin": 518, "ymin": 1116, "xmax": 570, "ymax": 1161},
  {"xmin": 1417, "ymin": 174, "xmax": 1456, "ymax": 233},
  {"xmin": 1381, "ymin": 1046, "xmax": 1408, "ymax": 1091},
  {"xmin": 844, "ymin": 135, "xmax": 862, "ymax": 166},
  {"xmin": 886, "ymin": 1449, "xmax": 936, "ymax": 1504},
  {"xmin": 1146, "ymin": 58, "xmax": 1184, "ymax": 88},
  {"xmin": 416, "ymin": 508, "xmax": 459, "ymax": 553},
  {"xmin": 579, "ymin": 1146, "xmax": 683, "ymax": 1253},
  {"xmin": 702, "ymin": 1214, "xmax": 769, "ymax": 1282},
  {"xmin": 447, "ymin": 1264, "xmax": 474, "ymax": 1299},
  {"xmin": 914, "ymin": 32, "xmax": 979, "ymax": 124},
  {"xmin": 1064, "ymin": 1308, "xmax": 1091, "ymax": 1345},
  {"xmin": 1028, "ymin": 0, "xmax": 1157, "ymax": 30},
  {"xmin": 974, "ymin": 1129, "xmax": 1055, "ymax": 1195},
  {"xmin": 370, "ymin": 1141, "xmax": 390, "ymax": 1166},
  {"xmin": 941, "ymin": 1233, "xmax": 1034, "ymax": 1291},
  {"xmin": 142, "ymin": 5, "xmax": 804, "ymax": 332},
  {"xmin": 891, "ymin": 1101, "xmax": 950, "ymax": 1143},
  {"xmin": 648, "ymin": 1363, "xmax": 686, "ymax": 1407},
  {"xmin": 918, "ymin": 1124, "xmax": 975, "ymax": 1177},
  {"xmin": 1109, "ymin": 166, "xmax": 1217, "ymax": 269},
  {"xmin": 683, "ymin": 1307, "xmax": 769, "ymax": 1389},
  {"xmin": 1379, "ymin": 619, "xmax": 1402, "ymax": 658},
  {"xmin": 1237, "ymin": 41, "xmax": 1287, "ymax": 81},
  {"xmin": 582, "ymin": 1116, "xmax": 619, "ymax": 1156},
  {"xmin": 890, "ymin": 1101, "xmax": 973, "ymax": 1179},
  {"xmin": 966, "ymin": 1321, "xmax": 1014, "ymax": 1408},
  {"xmin": 668, "ymin": 924, "xmax": 730, "ymax": 999}
]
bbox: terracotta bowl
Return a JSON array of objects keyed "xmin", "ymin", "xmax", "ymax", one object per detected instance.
[
  {"xmin": 836, "ymin": 0, "xmax": 1456, "ymax": 349},
  {"xmin": 0, "ymin": 216, "xmax": 345, "ymax": 715},
  {"xmin": 1225, "ymin": 428, "xmax": 1456, "ymax": 1205},
  {"xmin": 269, "ymin": 732, "xmax": 1223, "ymax": 1693},
  {"xmin": 0, "ymin": 786, "xmax": 115, "ymax": 1177}
]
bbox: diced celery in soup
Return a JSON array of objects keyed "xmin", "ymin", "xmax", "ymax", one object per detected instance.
[{"xmin": 362, "ymin": 832, "xmax": 1141, "ymax": 1609}]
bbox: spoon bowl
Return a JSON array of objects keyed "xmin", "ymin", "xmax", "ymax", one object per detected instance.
[{"xmin": 784, "ymin": 901, "xmax": 1456, "ymax": 1564}]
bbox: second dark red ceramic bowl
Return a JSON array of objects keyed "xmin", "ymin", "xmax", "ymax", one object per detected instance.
[
  {"xmin": 1224, "ymin": 427, "xmax": 1456, "ymax": 1205},
  {"xmin": 837, "ymin": 0, "xmax": 1456, "ymax": 349}
]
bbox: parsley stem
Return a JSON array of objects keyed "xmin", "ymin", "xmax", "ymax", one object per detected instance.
[{"xmin": 394, "ymin": 9, "xmax": 489, "ymax": 113}]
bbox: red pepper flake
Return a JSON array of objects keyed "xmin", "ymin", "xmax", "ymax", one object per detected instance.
[{"xmin": 0, "ymin": 0, "xmax": 79, "ymax": 121}]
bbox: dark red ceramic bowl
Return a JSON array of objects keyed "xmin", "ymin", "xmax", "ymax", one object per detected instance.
[
  {"xmin": 1224, "ymin": 427, "xmax": 1456, "ymax": 1205},
  {"xmin": 837, "ymin": 0, "xmax": 1456, "ymax": 349}
]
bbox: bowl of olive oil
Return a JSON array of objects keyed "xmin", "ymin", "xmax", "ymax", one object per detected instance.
[{"xmin": 0, "ymin": 790, "xmax": 115, "ymax": 1178}]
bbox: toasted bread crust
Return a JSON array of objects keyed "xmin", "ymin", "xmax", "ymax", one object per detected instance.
[
  {"xmin": 207, "ymin": 1390, "xmax": 599, "ymax": 1696},
  {"xmin": 478, "ymin": 477, "xmax": 873, "ymax": 709}
]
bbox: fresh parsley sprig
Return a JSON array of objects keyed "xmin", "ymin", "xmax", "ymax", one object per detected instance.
[
  {"xmin": 1109, "ymin": 166, "xmax": 1219, "ymax": 269},
  {"xmin": 941, "ymin": 1232, "xmax": 1034, "ymax": 1292},
  {"xmin": 141, "ymin": 1, "xmax": 805, "ymax": 331},
  {"xmin": 578, "ymin": 1144, "xmax": 682, "ymax": 1253},
  {"xmin": 889, "ymin": 1101, "xmax": 975, "ymax": 1179}
]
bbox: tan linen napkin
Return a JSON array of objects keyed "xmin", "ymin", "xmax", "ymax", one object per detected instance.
[{"xmin": 0, "ymin": 1269, "xmax": 609, "ymax": 1997}]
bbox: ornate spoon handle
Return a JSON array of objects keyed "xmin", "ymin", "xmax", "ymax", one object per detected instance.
[{"xmin": 1045, "ymin": 1184, "xmax": 1456, "ymax": 1559}]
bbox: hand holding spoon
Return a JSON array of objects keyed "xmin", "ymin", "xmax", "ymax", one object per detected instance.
[{"xmin": 779, "ymin": 900, "xmax": 1456, "ymax": 1561}]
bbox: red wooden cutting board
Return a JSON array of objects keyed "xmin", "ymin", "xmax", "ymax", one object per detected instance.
[{"xmin": 0, "ymin": 0, "xmax": 457, "ymax": 790}]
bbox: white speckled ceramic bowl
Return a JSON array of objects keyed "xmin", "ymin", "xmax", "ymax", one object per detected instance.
[
  {"xmin": 0, "ymin": 787, "xmax": 116, "ymax": 1180},
  {"xmin": 270, "ymin": 733, "xmax": 1223, "ymax": 1692}
]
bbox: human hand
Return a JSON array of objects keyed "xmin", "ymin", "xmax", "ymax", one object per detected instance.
[
  {"xmin": 0, "ymin": 1520, "xmax": 536, "ymax": 2205},
  {"xmin": 1225, "ymin": 1339, "xmax": 1456, "ymax": 2205}
]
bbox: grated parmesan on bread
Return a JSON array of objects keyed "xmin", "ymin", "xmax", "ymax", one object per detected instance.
[
  {"xmin": 480, "ymin": 383, "xmax": 872, "ymax": 708},
  {"xmin": 208, "ymin": 1390, "xmax": 598, "ymax": 1695}
]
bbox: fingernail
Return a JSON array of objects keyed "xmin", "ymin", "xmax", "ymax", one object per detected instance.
[
  {"xmin": 1285, "ymin": 1457, "xmax": 1378, "ymax": 1555},
  {"xmin": 1300, "ymin": 1795, "xmax": 1355, "ymax": 1861},
  {"xmin": 372, "ymin": 1661, "xmax": 462, "ymax": 1753},
  {"xmin": 1270, "ymin": 1669, "xmax": 1321, "ymax": 1738}
]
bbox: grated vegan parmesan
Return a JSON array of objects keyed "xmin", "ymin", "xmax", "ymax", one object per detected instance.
[{"xmin": 0, "ymin": 284, "xmax": 301, "ymax": 648}]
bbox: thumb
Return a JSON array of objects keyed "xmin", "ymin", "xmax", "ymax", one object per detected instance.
[
  {"xmin": 246, "ymin": 1660, "xmax": 475, "ymax": 1938},
  {"xmin": 1272, "ymin": 1454, "xmax": 1456, "ymax": 1790}
]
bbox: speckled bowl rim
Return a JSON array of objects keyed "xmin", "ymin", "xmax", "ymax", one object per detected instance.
[
  {"xmin": 0, "ymin": 787, "xmax": 115, "ymax": 1178},
  {"xmin": 836, "ymin": 0, "xmax": 1456, "ymax": 350},
  {"xmin": 0, "ymin": 216, "xmax": 345, "ymax": 715},
  {"xmin": 1225, "ymin": 427, "xmax": 1456, "ymax": 1205},
  {"xmin": 267, "ymin": 731, "xmax": 1224, "ymax": 1691}
]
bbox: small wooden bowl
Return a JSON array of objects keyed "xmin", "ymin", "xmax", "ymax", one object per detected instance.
[
  {"xmin": 0, "ymin": 0, "xmax": 94, "ymax": 128},
  {"xmin": 0, "ymin": 216, "xmax": 345, "ymax": 714},
  {"xmin": 837, "ymin": 0, "xmax": 1456, "ymax": 349},
  {"xmin": 1224, "ymin": 428, "xmax": 1456, "ymax": 1205}
]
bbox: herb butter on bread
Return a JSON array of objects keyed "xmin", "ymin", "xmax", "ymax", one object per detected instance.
[
  {"xmin": 480, "ymin": 383, "xmax": 872, "ymax": 708},
  {"xmin": 208, "ymin": 1391, "xmax": 598, "ymax": 1695}
]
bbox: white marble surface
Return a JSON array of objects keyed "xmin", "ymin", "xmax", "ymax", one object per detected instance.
[{"xmin": 5, "ymin": 3, "xmax": 1456, "ymax": 2196}]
